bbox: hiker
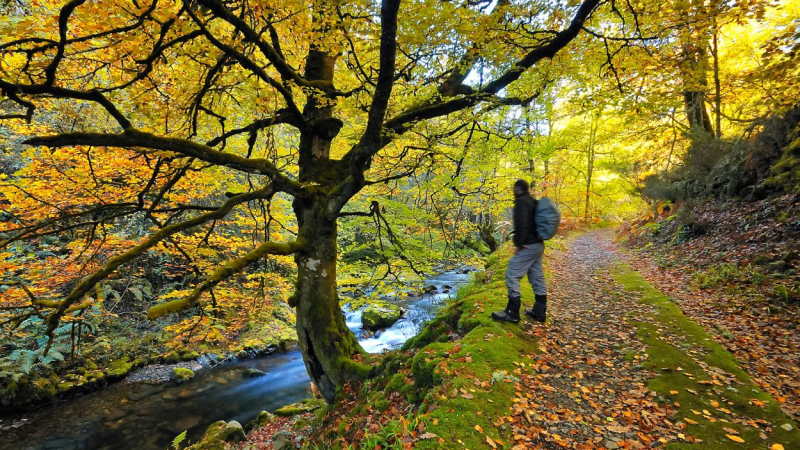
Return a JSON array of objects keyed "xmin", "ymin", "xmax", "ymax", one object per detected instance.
[{"xmin": 492, "ymin": 179, "xmax": 548, "ymax": 323}]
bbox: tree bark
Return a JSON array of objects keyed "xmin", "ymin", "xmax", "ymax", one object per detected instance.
[
  {"xmin": 712, "ymin": 30, "xmax": 722, "ymax": 139},
  {"xmin": 684, "ymin": 90, "xmax": 713, "ymax": 134},
  {"xmin": 290, "ymin": 9, "xmax": 371, "ymax": 400},
  {"xmin": 292, "ymin": 196, "xmax": 369, "ymax": 402},
  {"xmin": 584, "ymin": 113, "xmax": 598, "ymax": 220},
  {"xmin": 678, "ymin": 1, "xmax": 714, "ymax": 136}
]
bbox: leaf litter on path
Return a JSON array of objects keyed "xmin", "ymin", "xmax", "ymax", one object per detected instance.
[{"xmin": 506, "ymin": 230, "xmax": 681, "ymax": 449}]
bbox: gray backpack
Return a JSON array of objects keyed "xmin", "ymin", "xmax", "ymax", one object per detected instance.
[{"xmin": 534, "ymin": 197, "xmax": 561, "ymax": 240}]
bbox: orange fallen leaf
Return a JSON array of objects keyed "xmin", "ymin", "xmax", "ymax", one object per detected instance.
[{"xmin": 474, "ymin": 424, "xmax": 483, "ymax": 433}]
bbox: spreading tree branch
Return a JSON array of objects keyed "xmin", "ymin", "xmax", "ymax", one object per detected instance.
[
  {"xmin": 147, "ymin": 238, "xmax": 305, "ymax": 318},
  {"xmin": 23, "ymin": 129, "xmax": 303, "ymax": 195},
  {"xmin": 38, "ymin": 185, "xmax": 276, "ymax": 353}
]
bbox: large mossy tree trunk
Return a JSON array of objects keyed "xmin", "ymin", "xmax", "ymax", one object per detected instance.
[
  {"xmin": 289, "ymin": 25, "xmax": 370, "ymax": 401},
  {"xmin": 291, "ymin": 197, "xmax": 368, "ymax": 401}
]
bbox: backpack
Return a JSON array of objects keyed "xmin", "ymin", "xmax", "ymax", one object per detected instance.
[{"xmin": 534, "ymin": 197, "xmax": 561, "ymax": 240}]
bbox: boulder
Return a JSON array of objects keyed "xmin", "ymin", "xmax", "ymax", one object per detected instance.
[
  {"xmin": 172, "ymin": 367, "xmax": 195, "ymax": 384},
  {"xmin": 361, "ymin": 301, "xmax": 402, "ymax": 331},
  {"xmin": 423, "ymin": 285, "xmax": 438, "ymax": 294},
  {"xmin": 271, "ymin": 430, "xmax": 295, "ymax": 450},
  {"xmin": 186, "ymin": 420, "xmax": 246, "ymax": 450},
  {"xmin": 272, "ymin": 439, "xmax": 293, "ymax": 450},
  {"xmin": 245, "ymin": 411, "xmax": 274, "ymax": 431},
  {"xmin": 244, "ymin": 368, "xmax": 266, "ymax": 378}
]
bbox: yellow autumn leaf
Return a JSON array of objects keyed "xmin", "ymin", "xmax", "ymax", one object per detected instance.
[{"xmin": 725, "ymin": 434, "xmax": 745, "ymax": 443}]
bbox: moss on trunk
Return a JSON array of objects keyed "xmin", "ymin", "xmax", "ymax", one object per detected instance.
[{"xmin": 293, "ymin": 199, "xmax": 371, "ymax": 402}]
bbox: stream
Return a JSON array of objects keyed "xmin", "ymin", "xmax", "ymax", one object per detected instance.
[{"xmin": 0, "ymin": 270, "xmax": 471, "ymax": 450}]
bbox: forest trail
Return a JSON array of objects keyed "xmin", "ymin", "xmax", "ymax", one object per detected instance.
[
  {"xmin": 508, "ymin": 230, "xmax": 667, "ymax": 449},
  {"xmin": 503, "ymin": 230, "xmax": 799, "ymax": 449}
]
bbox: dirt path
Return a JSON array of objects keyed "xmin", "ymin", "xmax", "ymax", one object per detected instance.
[
  {"xmin": 508, "ymin": 230, "xmax": 676, "ymax": 449},
  {"xmin": 507, "ymin": 230, "xmax": 799, "ymax": 450}
]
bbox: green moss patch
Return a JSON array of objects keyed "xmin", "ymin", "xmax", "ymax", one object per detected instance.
[
  {"xmin": 172, "ymin": 367, "xmax": 195, "ymax": 384},
  {"xmin": 611, "ymin": 263, "xmax": 799, "ymax": 449},
  {"xmin": 332, "ymin": 245, "xmax": 542, "ymax": 450},
  {"xmin": 275, "ymin": 398, "xmax": 327, "ymax": 417}
]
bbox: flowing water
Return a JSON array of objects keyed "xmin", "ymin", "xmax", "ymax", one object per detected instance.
[{"xmin": 0, "ymin": 270, "xmax": 471, "ymax": 450}]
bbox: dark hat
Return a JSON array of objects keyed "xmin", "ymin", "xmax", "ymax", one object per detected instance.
[{"xmin": 514, "ymin": 179, "xmax": 529, "ymax": 192}]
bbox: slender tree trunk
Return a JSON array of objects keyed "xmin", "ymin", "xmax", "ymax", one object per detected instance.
[
  {"xmin": 712, "ymin": 30, "xmax": 722, "ymax": 139},
  {"xmin": 678, "ymin": 1, "xmax": 714, "ymax": 136},
  {"xmin": 584, "ymin": 114, "xmax": 598, "ymax": 221},
  {"xmin": 683, "ymin": 90, "xmax": 713, "ymax": 134}
]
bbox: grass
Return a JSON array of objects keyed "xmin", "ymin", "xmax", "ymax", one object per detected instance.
[{"xmin": 611, "ymin": 263, "xmax": 799, "ymax": 450}]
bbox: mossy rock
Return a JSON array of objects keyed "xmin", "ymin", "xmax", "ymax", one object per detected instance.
[
  {"xmin": 86, "ymin": 369, "xmax": 105, "ymax": 381},
  {"xmin": 186, "ymin": 420, "xmax": 246, "ymax": 450},
  {"xmin": 172, "ymin": 367, "xmax": 195, "ymax": 384},
  {"xmin": 56, "ymin": 381, "xmax": 74, "ymax": 394},
  {"xmin": 4, "ymin": 377, "xmax": 58, "ymax": 408},
  {"xmin": 105, "ymin": 359, "xmax": 133, "ymax": 379},
  {"xmin": 182, "ymin": 350, "xmax": 201, "ymax": 360},
  {"xmin": 274, "ymin": 398, "xmax": 326, "ymax": 417},
  {"xmin": 361, "ymin": 301, "xmax": 402, "ymax": 331},
  {"xmin": 245, "ymin": 410, "xmax": 275, "ymax": 431},
  {"xmin": 164, "ymin": 351, "xmax": 181, "ymax": 364},
  {"xmin": 33, "ymin": 378, "xmax": 56, "ymax": 396},
  {"xmin": 73, "ymin": 375, "xmax": 90, "ymax": 387}
]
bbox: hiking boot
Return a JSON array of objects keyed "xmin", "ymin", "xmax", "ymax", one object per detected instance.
[
  {"xmin": 492, "ymin": 295, "xmax": 521, "ymax": 323},
  {"xmin": 525, "ymin": 294, "xmax": 547, "ymax": 322},
  {"xmin": 491, "ymin": 310, "xmax": 520, "ymax": 323}
]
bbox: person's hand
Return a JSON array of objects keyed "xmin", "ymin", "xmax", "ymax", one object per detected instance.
[{"xmin": 513, "ymin": 247, "xmax": 521, "ymax": 255}]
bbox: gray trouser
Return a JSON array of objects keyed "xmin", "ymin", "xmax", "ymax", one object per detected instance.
[{"xmin": 506, "ymin": 243, "xmax": 547, "ymax": 298}]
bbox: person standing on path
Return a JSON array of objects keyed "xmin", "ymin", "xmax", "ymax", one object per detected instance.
[{"xmin": 491, "ymin": 179, "xmax": 548, "ymax": 323}]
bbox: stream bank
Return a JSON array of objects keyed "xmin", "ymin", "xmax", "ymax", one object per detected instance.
[{"xmin": 0, "ymin": 269, "xmax": 472, "ymax": 450}]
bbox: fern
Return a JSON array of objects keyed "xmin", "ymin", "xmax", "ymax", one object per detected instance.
[{"xmin": 4, "ymin": 342, "xmax": 71, "ymax": 375}]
